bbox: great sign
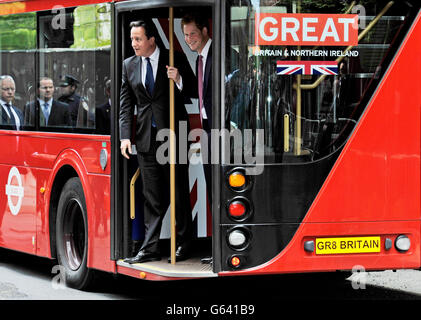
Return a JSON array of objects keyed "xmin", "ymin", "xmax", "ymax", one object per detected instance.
[{"xmin": 255, "ymin": 13, "xmax": 359, "ymax": 46}]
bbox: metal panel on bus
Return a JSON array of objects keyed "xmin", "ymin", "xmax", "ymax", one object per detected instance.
[{"xmin": 0, "ymin": 134, "xmax": 37, "ymax": 253}]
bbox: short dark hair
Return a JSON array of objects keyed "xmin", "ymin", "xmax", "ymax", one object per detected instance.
[
  {"xmin": 37, "ymin": 77, "xmax": 53, "ymax": 88},
  {"xmin": 181, "ymin": 13, "xmax": 209, "ymax": 31},
  {"xmin": 130, "ymin": 19, "xmax": 158, "ymax": 40}
]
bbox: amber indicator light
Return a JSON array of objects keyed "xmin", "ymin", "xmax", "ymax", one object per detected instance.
[{"xmin": 229, "ymin": 172, "xmax": 246, "ymax": 188}]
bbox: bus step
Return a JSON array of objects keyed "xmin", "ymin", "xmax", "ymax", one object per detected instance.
[{"xmin": 117, "ymin": 257, "xmax": 216, "ymax": 279}]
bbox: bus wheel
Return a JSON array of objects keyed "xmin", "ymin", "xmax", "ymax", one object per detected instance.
[{"xmin": 56, "ymin": 177, "xmax": 94, "ymax": 290}]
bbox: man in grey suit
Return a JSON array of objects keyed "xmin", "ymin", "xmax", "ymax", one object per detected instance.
[{"xmin": 120, "ymin": 20, "xmax": 196, "ymax": 264}]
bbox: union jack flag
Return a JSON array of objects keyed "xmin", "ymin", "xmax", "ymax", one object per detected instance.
[{"xmin": 277, "ymin": 61, "xmax": 338, "ymax": 75}]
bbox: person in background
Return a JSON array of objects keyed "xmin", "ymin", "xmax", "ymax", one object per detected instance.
[
  {"xmin": 96, "ymin": 79, "xmax": 111, "ymax": 134},
  {"xmin": 0, "ymin": 75, "xmax": 23, "ymax": 130},
  {"xmin": 58, "ymin": 74, "xmax": 81, "ymax": 126},
  {"xmin": 24, "ymin": 77, "xmax": 70, "ymax": 127}
]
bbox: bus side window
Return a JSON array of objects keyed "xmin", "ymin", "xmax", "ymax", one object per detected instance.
[
  {"xmin": 36, "ymin": 4, "xmax": 111, "ymax": 133},
  {"xmin": 0, "ymin": 12, "xmax": 37, "ymax": 131}
]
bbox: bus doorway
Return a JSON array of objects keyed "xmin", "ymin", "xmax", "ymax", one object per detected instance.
[{"xmin": 112, "ymin": 1, "xmax": 218, "ymax": 280}]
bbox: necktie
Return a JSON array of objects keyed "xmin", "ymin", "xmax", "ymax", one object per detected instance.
[
  {"xmin": 145, "ymin": 57, "xmax": 156, "ymax": 127},
  {"xmin": 145, "ymin": 57, "xmax": 155, "ymax": 96},
  {"xmin": 197, "ymin": 55, "xmax": 204, "ymax": 124},
  {"xmin": 42, "ymin": 102, "xmax": 50, "ymax": 124},
  {"xmin": 4, "ymin": 103, "xmax": 16, "ymax": 126}
]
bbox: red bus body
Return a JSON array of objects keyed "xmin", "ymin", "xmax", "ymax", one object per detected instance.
[
  {"xmin": 0, "ymin": 131, "xmax": 114, "ymax": 272},
  {"xmin": 0, "ymin": 0, "xmax": 420, "ymax": 283},
  {"xmin": 222, "ymin": 9, "xmax": 421, "ymax": 276}
]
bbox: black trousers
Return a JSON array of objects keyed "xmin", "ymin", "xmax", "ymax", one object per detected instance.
[
  {"xmin": 202, "ymin": 126, "xmax": 212, "ymax": 205},
  {"xmin": 136, "ymin": 130, "xmax": 193, "ymax": 254}
]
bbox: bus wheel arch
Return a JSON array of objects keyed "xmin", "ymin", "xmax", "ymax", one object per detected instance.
[
  {"xmin": 49, "ymin": 165, "xmax": 78, "ymax": 259},
  {"xmin": 55, "ymin": 176, "xmax": 94, "ymax": 290}
]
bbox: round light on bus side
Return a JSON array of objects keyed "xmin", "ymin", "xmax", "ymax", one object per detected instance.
[
  {"xmin": 226, "ymin": 168, "xmax": 253, "ymax": 192},
  {"xmin": 229, "ymin": 171, "xmax": 246, "ymax": 189},
  {"xmin": 228, "ymin": 201, "xmax": 246, "ymax": 217},
  {"xmin": 226, "ymin": 197, "xmax": 252, "ymax": 221},
  {"xmin": 229, "ymin": 255, "xmax": 242, "ymax": 268},
  {"xmin": 228, "ymin": 229, "xmax": 247, "ymax": 248},
  {"xmin": 227, "ymin": 227, "xmax": 251, "ymax": 251},
  {"xmin": 395, "ymin": 235, "xmax": 411, "ymax": 252}
]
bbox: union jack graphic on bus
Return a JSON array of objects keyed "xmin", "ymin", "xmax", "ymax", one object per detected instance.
[{"xmin": 277, "ymin": 60, "xmax": 338, "ymax": 75}]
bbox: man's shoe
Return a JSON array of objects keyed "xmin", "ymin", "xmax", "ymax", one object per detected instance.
[
  {"xmin": 124, "ymin": 250, "xmax": 161, "ymax": 264},
  {"xmin": 168, "ymin": 244, "xmax": 191, "ymax": 263},
  {"xmin": 131, "ymin": 240, "xmax": 142, "ymax": 257}
]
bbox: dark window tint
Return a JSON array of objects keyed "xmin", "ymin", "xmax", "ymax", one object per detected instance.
[
  {"xmin": 0, "ymin": 4, "xmax": 111, "ymax": 134},
  {"xmin": 224, "ymin": 0, "xmax": 418, "ymax": 164}
]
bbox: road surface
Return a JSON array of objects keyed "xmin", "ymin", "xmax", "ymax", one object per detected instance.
[{"xmin": 0, "ymin": 247, "xmax": 420, "ymax": 306}]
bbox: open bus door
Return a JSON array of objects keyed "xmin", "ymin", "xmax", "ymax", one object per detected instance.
[{"xmin": 111, "ymin": 0, "xmax": 219, "ymax": 280}]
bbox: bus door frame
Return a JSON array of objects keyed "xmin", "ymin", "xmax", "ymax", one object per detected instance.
[{"xmin": 111, "ymin": 0, "xmax": 221, "ymax": 272}]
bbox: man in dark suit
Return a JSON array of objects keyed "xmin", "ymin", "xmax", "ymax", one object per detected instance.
[
  {"xmin": 181, "ymin": 13, "xmax": 213, "ymax": 203},
  {"xmin": 96, "ymin": 79, "xmax": 111, "ymax": 134},
  {"xmin": 24, "ymin": 77, "xmax": 71, "ymax": 127},
  {"xmin": 0, "ymin": 75, "xmax": 23, "ymax": 130},
  {"xmin": 120, "ymin": 20, "xmax": 196, "ymax": 264}
]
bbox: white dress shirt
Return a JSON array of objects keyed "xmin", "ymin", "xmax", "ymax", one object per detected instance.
[
  {"xmin": 142, "ymin": 46, "xmax": 160, "ymax": 87},
  {"xmin": 38, "ymin": 98, "xmax": 52, "ymax": 122},
  {"xmin": 143, "ymin": 46, "xmax": 186, "ymax": 93}
]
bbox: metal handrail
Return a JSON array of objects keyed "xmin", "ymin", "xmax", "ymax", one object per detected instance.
[
  {"xmin": 291, "ymin": 1, "xmax": 394, "ymax": 155},
  {"xmin": 130, "ymin": 168, "xmax": 140, "ymax": 220},
  {"xmin": 298, "ymin": 1, "xmax": 394, "ymax": 90}
]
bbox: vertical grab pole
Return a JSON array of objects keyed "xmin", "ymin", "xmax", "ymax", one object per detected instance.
[
  {"xmin": 169, "ymin": 7, "xmax": 176, "ymax": 265},
  {"xmin": 294, "ymin": 0, "xmax": 302, "ymax": 156},
  {"xmin": 295, "ymin": 74, "xmax": 302, "ymax": 156}
]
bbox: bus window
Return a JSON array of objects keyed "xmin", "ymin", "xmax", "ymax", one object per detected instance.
[
  {"xmin": 36, "ymin": 4, "xmax": 111, "ymax": 133},
  {"xmin": 0, "ymin": 12, "xmax": 36, "ymax": 130},
  {"xmin": 224, "ymin": 0, "xmax": 412, "ymax": 164}
]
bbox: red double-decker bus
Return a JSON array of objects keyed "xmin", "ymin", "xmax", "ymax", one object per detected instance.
[{"xmin": 0, "ymin": 0, "xmax": 420, "ymax": 290}]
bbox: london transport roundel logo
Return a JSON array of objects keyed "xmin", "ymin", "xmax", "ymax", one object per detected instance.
[{"xmin": 5, "ymin": 166, "xmax": 24, "ymax": 216}]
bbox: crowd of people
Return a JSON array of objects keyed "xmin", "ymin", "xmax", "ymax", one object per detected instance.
[{"xmin": 0, "ymin": 74, "xmax": 110, "ymax": 132}]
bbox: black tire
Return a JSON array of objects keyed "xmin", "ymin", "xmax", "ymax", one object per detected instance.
[{"xmin": 56, "ymin": 177, "xmax": 94, "ymax": 290}]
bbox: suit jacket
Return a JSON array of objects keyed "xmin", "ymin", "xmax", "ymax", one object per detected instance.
[
  {"xmin": 196, "ymin": 44, "xmax": 212, "ymax": 131},
  {"xmin": 95, "ymin": 100, "xmax": 111, "ymax": 134},
  {"xmin": 0, "ymin": 103, "xmax": 23, "ymax": 129},
  {"xmin": 58, "ymin": 92, "xmax": 81, "ymax": 126},
  {"xmin": 119, "ymin": 48, "xmax": 196, "ymax": 152},
  {"xmin": 24, "ymin": 99, "xmax": 71, "ymax": 127}
]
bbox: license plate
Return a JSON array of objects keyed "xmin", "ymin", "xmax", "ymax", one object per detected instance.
[{"xmin": 315, "ymin": 236, "xmax": 381, "ymax": 255}]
